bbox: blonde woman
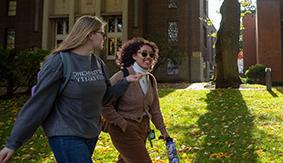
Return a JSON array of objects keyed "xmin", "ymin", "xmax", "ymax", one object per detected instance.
[{"xmin": 0, "ymin": 16, "xmax": 141, "ymax": 163}]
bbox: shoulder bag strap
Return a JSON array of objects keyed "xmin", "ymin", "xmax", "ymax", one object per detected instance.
[{"xmin": 58, "ymin": 52, "xmax": 72, "ymax": 95}]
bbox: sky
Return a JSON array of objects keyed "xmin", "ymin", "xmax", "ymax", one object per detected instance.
[
  {"xmin": 208, "ymin": 0, "xmax": 257, "ymax": 30},
  {"xmin": 208, "ymin": 0, "xmax": 223, "ymax": 30}
]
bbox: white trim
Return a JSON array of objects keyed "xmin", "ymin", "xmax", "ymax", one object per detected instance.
[{"xmin": 55, "ymin": 19, "xmax": 69, "ymax": 47}]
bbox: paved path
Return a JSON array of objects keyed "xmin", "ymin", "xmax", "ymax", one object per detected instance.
[{"xmin": 158, "ymin": 82, "xmax": 273, "ymax": 90}]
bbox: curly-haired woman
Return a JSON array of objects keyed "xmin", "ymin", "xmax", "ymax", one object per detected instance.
[{"xmin": 102, "ymin": 37, "xmax": 171, "ymax": 163}]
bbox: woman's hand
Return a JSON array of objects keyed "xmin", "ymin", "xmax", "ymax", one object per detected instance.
[
  {"xmin": 126, "ymin": 73, "xmax": 143, "ymax": 82},
  {"xmin": 0, "ymin": 147, "xmax": 14, "ymax": 163}
]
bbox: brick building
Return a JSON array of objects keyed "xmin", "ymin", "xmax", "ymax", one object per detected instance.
[
  {"xmin": 0, "ymin": 0, "xmax": 214, "ymax": 82},
  {"xmin": 243, "ymin": 0, "xmax": 283, "ymax": 82},
  {"xmin": 243, "ymin": 13, "xmax": 257, "ymax": 68},
  {"xmin": 41, "ymin": 0, "xmax": 214, "ymax": 82},
  {"xmin": 0, "ymin": 0, "xmax": 43, "ymax": 50}
]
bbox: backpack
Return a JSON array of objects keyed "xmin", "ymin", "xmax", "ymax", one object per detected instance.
[{"xmin": 31, "ymin": 52, "xmax": 72, "ymax": 96}]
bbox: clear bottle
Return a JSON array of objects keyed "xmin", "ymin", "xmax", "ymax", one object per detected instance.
[{"xmin": 165, "ymin": 137, "xmax": 180, "ymax": 163}]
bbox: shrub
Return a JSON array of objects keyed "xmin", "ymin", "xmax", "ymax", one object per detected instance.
[
  {"xmin": 244, "ymin": 64, "xmax": 266, "ymax": 84},
  {"xmin": 16, "ymin": 49, "xmax": 49, "ymax": 89},
  {"xmin": 0, "ymin": 48, "xmax": 18, "ymax": 95},
  {"xmin": 0, "ymin": 47, "xmax": 49, "ymax": 96}
]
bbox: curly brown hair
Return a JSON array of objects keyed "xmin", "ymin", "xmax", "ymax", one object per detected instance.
[{"xmin": 115, "ymin": 37, "xmax": 159, "ymax": 71}]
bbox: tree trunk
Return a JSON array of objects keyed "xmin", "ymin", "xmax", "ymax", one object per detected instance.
[{"xmin": 215, "ymin": 0, "xmax": 242, "ymax": 88}]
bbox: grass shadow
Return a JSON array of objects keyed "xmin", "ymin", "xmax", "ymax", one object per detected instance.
[
  {"xmin": 194, "ymin": 89, "xmax": 258, "ymax": 162},
  {"xmin": 158, "ymin": 83, "xmax": 192, "ymax": 98},
  {"xmin": 275, "ymin": 87, "xmax": 283, "ymax": 94},
  {"xmin": 158, "ymin": 89, "xmax": 176, "ymax": 98},
  {"xmin": 268, "ymin": 90, "xmax": 278, "ymax": 97}
]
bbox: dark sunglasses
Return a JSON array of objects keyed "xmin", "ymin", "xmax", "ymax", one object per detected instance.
[
  {"xmin": 96, "ymin": 31, "xmax": 107, "ymax": 39},
  {"xmin": 138, "ymin": 50, "xmax": 155, "ymax": 58}
]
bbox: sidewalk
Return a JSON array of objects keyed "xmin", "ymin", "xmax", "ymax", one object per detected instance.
[{"xmin": 158, "ymin": 82, "xmax": 269, "ymax": 90}]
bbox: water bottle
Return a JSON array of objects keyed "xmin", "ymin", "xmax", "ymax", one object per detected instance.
[{"xmin": 165, "ymin": 137, "xmax": 179, "ymax": 163}]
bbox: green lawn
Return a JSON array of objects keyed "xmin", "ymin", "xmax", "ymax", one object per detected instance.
[{"xmin": 0, "ymin": 86, "xmax": 283, "ymax": 163}]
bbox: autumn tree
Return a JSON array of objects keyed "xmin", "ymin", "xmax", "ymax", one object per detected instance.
[{"xmin": 215, "ymin": 0, "xmax": 242, "ymax": 88}]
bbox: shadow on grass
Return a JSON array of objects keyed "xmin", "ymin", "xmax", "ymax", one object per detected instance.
[
  {"xmin": 194, "ymin": 90, "xmax": 258, "ymax": 162},
  {"xmin": 158, "ymin": 83, "xmax": 192, "ymax": 98},
  {"xmin": 276, "ymin": 87, "xmax": 283, "ymax": 94},
  {"xmin": 268, "ymin": 90, "xmax": 278, "ymax": 97},
  {"xmin": 158, "ymin": 89, "xmax": 176, "ymax": 98}
]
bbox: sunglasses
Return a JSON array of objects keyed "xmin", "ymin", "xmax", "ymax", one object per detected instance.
[
  {"xmin": 96, "ymin": 31, "xmax": 107, "ymax": 39},
  {"xmin": 138, "ymin": 50, "xmax": 155, "ymax": 58}
]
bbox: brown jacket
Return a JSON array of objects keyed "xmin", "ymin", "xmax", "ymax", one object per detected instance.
[{"xmin": 102, "ymin": 66, "xmax": 167, "ymax": 134}]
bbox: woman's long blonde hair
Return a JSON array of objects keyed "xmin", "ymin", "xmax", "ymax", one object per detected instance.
[{"xmin": 52, "ymin": 15, "xmax": 105, "ymax": 53}]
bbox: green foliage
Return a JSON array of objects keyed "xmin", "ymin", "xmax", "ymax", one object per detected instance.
[
  {"xmin": 240, "ymin": 0, "xmax": 256, "ymax": 17},
  {"xmin": 1, "ymin": 87, "xmax": 283, "ymax": 162},
  {"xmin": 0, "ymin": 48, "xmax": 17, "ymax": 87},
  {"xmin": 245, "ymin": 64, "xmax": 267, "ymax": 84},
  {"xmin": 0, "ymin": 48, "xmax": 49, "ymax": 95},
  {"xmin": 16, "ymin": 49, "xmax": 49, "ymax": 89},
  {"xmin": 240, "ymin": 76, "xmax": 248, "ymax": 84},
  {"xmin": 199, "ymin": 17, "xmax": 213, "ymax": 27}
]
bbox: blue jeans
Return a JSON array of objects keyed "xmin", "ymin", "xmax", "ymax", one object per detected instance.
[{"xmin": 48, "ymin": 136, "xmax": 98, "ymax": 163}]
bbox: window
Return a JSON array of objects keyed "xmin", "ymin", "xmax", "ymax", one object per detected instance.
[
  {"xmin": 168, "ymin": 0, "xmax": 177, "ymax": 9},
  {"xmin": 168, "ymin": 22, "xmax": 178, "ymax": 42},
  {"xmin": 8, "ymin": 0, "xmax": 16, "ymax": 16},
  {"xmin": 55, "ymin": 19, "xmax": 69, "ymax": 47},
  {"xmin": 167, "ymin": 59, "xmax": 179, "ymax": 75},
  {"xmin": 105, "ymin": 16, "xmax": 123, "ymax": 59},
  {"xmin": 5, "ymin": 28, "xmax": 15, "ymax": 49}
]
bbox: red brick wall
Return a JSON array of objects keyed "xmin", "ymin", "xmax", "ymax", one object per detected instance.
[
  {"xmin": 257, "ymin": 0, "xmax": 283, "ymax": 82},
  {"xmin": 15, "ymin": 0, "xmax": 43, "ymax": 50},
  {"xmin": 127, "ymin": 0, "xmax": 145, "ymax": 38},
  {"xmin": 137, "ymin": 0, "xmax": 193, "ymax": 81},
  {"xmin": 0, "ymin": 0, "xmax": 43, "ymax": 50},
  {"xmin": 243, "ymin": 13, "xmax": 257, "ymax": 69}
]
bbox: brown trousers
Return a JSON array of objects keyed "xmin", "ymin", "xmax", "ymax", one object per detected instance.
[{"xmin": 109, "ymin": 117, "xmax": 152, "ymax": 163}]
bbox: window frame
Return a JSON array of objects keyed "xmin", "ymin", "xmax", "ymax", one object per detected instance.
[
  {"xmin": 104, "ymin": 16, "xmax": 123, "ymax": 60},
  {"xmin": 168, "ymin": 21, "xmax": 178, "ymax": 42},
  {"xmin": 7, "ymin": 0, "xmax": 17, "ymax": 16},
  {"xmin": 54, "ymin": 18, "xmax": 69, "ymax": 47},
  {"xmin": 5, "ymin": 28, "xmax": 16, "ymax": 49},
  {"xmin": 168, "ymin": 0, "xmax": 177, "ymax": 9}
]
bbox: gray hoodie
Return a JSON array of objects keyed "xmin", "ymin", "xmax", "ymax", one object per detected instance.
[{"xmin": 6, "ymin": 52, "xmax": 128, "ymax": 150}]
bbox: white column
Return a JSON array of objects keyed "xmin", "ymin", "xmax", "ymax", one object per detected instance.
[
  {"xmin": 122, "ymin": 0, "xmax": 128, "ymax": 42},
  {"xmin": 69, "ymin": 0, "xmax": 75, "ymax": 29},
  {"xmin": 95, "ymin": 0, "xmax": 101, "ymax": 17},
  {"xmin": 191, "ymin": 51, "xmax": 204, "ymax": 82},
  {"xmin": 42, "ymin": 0, "xmax": 49, "ymax": 49}
]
